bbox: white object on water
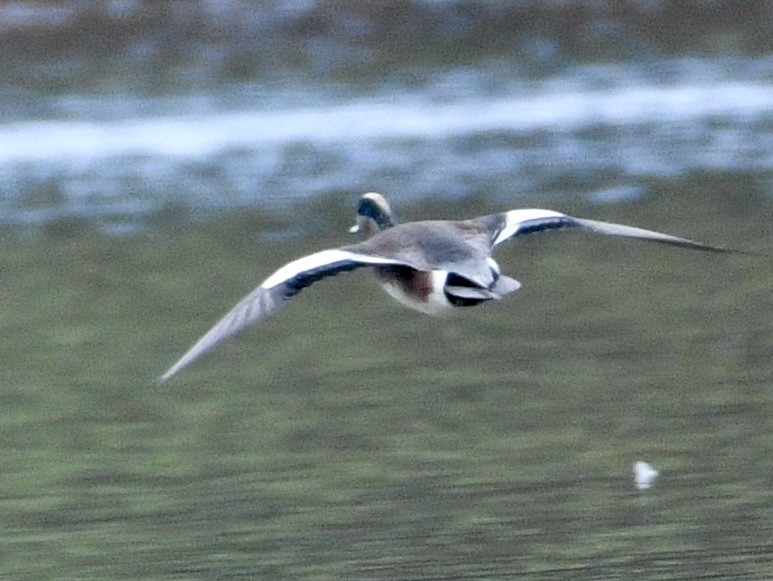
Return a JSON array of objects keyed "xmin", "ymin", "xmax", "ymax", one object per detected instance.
[{"xmin": 634, "ymin": 461, "xmax": 659, "ymax": 490}]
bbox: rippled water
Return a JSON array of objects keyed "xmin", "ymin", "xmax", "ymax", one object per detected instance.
[
  {"xmin": 2, "ymin": 57, "xmax": 772, "ymax": 230},
  {"xmin": 1, "ymin": 3, "xmax": 771, "ymax": 577},
  {"xmin": 2, "ymin": 195, "xmax": 770, "ymax": 577}
]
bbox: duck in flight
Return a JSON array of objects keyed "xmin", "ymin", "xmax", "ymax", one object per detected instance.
[{"xmin": 159, "ymin": 192, "xmax": 734, "ymax": 382}]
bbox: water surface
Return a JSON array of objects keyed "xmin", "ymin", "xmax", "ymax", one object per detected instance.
[{"xmin": 0, "ymin": 2, "xmax": 771, "ymax": 577}]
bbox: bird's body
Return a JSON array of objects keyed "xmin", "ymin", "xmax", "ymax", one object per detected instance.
[
  {"xmin": 374, "ymin": 266, "xmax": 450, "ymax": 315},
  {"xmin": 159, "ymin": 193, "xmax": 735, "ymax": 382}
]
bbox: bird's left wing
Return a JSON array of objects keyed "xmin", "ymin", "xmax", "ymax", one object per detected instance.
[{"xmin": 158, "ymin": 248, "xmax": 405, "ymax": 383}]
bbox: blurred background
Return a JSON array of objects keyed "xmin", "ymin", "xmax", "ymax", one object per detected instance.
[{"xmin": 0, "ymin": 1, "xmax": 771, "ymax": 577}]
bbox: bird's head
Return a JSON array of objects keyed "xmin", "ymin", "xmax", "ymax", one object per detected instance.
[{"xmin": 349, "ymin": 192, "xmax": 397, "ymax": 237}]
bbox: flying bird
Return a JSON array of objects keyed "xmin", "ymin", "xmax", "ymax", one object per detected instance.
[{"xmin": 159, "ymin": 192, "xmax": 735, "ymax": 382}]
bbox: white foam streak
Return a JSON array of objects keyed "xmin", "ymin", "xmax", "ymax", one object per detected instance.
[{"xmin": 2, "ymin": 82, "xmax": 771, "ymax": 165}]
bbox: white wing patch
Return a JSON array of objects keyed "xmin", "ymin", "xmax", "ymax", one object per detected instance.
[
  {"xmin": 262, "ymin": 248, "xmax": 402, "ymax": 288},
  {"xmin": 492, "ymin": 209, "xmax": 730, "ymax": 253},
  {"xmin": 158, "ymin": 248, "xmax": 409, "ymax": 382},
  {"xmin": 493, "ymin": 209, "xmax": 566, "ymax": 246}
]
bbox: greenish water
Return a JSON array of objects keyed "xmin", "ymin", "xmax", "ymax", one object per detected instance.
[{"xmin": 0, "ymin": 176, "xmax": 770, "ymax": 578}]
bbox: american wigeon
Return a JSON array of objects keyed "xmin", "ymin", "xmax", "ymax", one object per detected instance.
[{"xmin": 159, "ymin": 192, "xmax": 733, "ymax": 382}]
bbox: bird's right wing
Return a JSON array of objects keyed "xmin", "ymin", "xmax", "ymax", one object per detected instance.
[{"xmin": 488, "ymin": 208, "xmax": 737, "ymax": 252}]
